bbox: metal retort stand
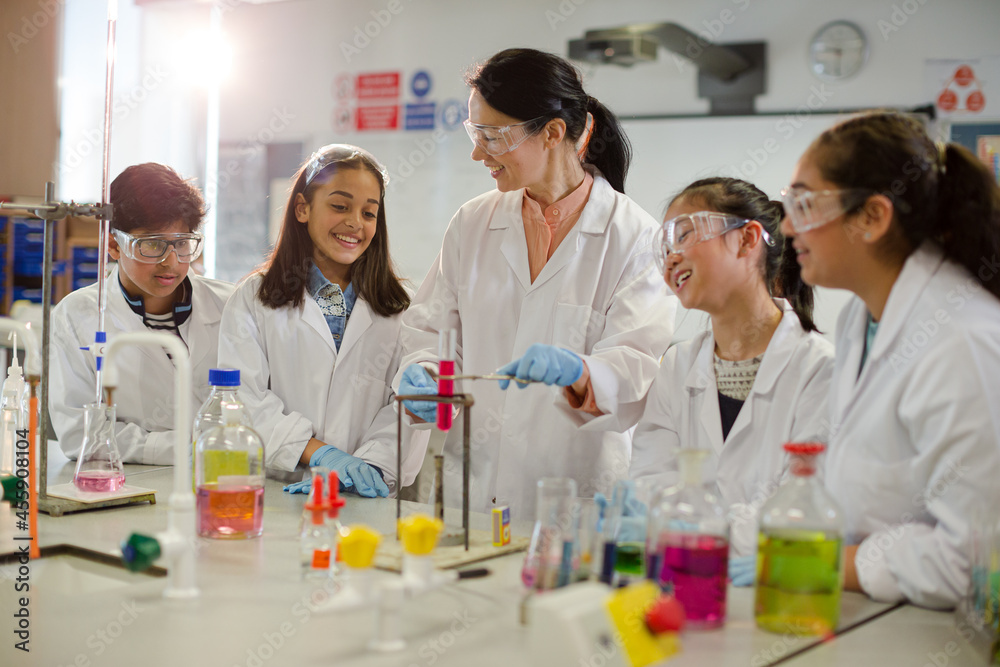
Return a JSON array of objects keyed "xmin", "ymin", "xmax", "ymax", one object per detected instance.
[
  {"xmin": 1, "ymin": 183, "xmax": 155, "ymax": 516},
  {"xmin": 394, "ymin": 393, "xmax": 474, "ymax": 551}
]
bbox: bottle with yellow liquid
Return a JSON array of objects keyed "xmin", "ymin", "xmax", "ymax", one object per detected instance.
[
  {"xmin": 192, "ymin": 369, "xmax": 252, "ymax": 491},
  {"xmin": 755, "ymin": 443, "xmax": 843, "ymax": 637},
  {"xmin": 195, "ymin": 401, "xmax": 265, "ymax": 539}
]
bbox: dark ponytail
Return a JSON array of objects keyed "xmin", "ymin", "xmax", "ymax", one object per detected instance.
[
  {"xmin": 466, "ymin": 48, "xmax": 632, "ymax": 193},
  {"xmin": 935, "ymin": 144, "xmax": 1000, "ymax": 299},
  {"xmin": 671, "ymin": 177, "xmax": 818, "ymax": 332},
  {"xmin": 813, "ymin": 111, "xmax": 1000, "ymax": 300}
]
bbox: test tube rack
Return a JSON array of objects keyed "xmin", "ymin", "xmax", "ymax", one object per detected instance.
[{"xmin": 395, "ymin": 392, "xmax": 473, "ymax": 551}]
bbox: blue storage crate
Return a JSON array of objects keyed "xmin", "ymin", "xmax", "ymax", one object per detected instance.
[
  {"xmin": 73, "ymin": 246, "xmax": 101, "ymax": 262},
  {"xmin": 73, "ymin": 277, "xmax": 98, "ymax": 290},
  {"xmin": 73, "ymin": 262, "xmax": 101, "ymax": 279},
  {"xmin": 13, "ymin": 217, "xmax": 44, "ymax": 232},
  {"xmin": 13, "ymin": 259, "xmax": 65, "ymax": 278},
  {"xmin": 15, "ymin": 232, "xmax": 43, "ymax": 246},
  {"xmin": 12, "ymin": 286, "xmax": 53, "ymax": 303}
]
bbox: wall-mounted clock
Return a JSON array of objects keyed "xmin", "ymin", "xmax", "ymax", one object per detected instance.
[{"xmin": 809, "ymin": 21, "xmax": 869, "ymax": 80}]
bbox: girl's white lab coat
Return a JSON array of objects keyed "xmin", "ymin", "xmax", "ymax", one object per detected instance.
[
  {"xmin": 397, "ymin": 173, "xmax": 676, "ymax": 519},
  {"xmin": 217, "ymin": 274, "xmax": 428, "ymax": 492},
  {"xmin": 630, "ymin": 299, "xmax": 835, "ymax": 555},
  {"xmin": 826, "ymin": 243, "xmax": 1000, "ymax": 610},
  {"xmin": 50, "ymin": 266, "xmax": 234, "ymax": 464}
]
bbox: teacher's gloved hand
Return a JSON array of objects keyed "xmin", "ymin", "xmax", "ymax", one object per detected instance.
[
  {"xmin": 399, "ymin": 364, "xmax": 438, "ymax": 423},
  {"xmin": 497, "ymin": 344, "xmax": 583, "ymax": 390},
  {"xmin": 729, "ymin": 554, "xmax": 756, "ymax": 587},
  {"xmin": 283, "ymin": 445, "xmax": 389, "ymax": 498}
]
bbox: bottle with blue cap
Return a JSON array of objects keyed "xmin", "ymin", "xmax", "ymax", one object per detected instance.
[{"xmin": 192, "ymin": 369, "xmax": 253, "ymax": 490}]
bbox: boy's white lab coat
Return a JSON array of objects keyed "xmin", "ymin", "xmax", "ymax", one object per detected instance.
[
  {"xmin": 826, "ymin": 243, "xmax": 1000, "ymax": 610},
  {"xmin": 630, "ymin": 299, "xmax": 835, "ymax": 555},
  {"xmin": 218, "ymin": 274, "xmax": 427, "ymax": 493},
  {"xmin": 396, "ymin": 173, "xmax": 676, "ymax": 519},
  {"xmin": 50, "ymin": 266, "xmax": 234, "ymax": 464}
]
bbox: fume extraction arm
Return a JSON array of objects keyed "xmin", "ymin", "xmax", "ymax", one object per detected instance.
[{"xmin": 568, "ymin": 22, "xmax": 766, "ymax": 115}]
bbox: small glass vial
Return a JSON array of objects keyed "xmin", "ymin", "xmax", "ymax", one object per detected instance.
[
  {"xmin": 522, "ymin": 477, "xmax": 577, "ymax": 591},
  {"xmin": 73, "ymin": 402, "xmax": 126, "ymax": 493},
  {"xmin": 647, "ymin": 449, "xmax": 729, "ymax": 629},
  {"xmin": 755, "ymin": 443, "xmax": 844, "ymax": 636},
  {"xmin": 301, "ymin": 474, "xmax": 333, "ymax": 580},
  {"xmin": 195, "ymin": 401, "xmax": 265, "ymax": 539}
]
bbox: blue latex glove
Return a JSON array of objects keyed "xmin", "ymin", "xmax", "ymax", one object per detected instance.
[
  {"xmin": 399, "ymin": 364, "xmax": 438, "ymax": 422},
  {"xmin": 282, "ymin": 446, "xmax": 389, "ymax": 498},
  {"xmin": 496, "ymin": 343, "xmax": 583, "ymax": 390},
  {"xmin": 594, "ymin": 491, "xmax": 647, "ymax": 539},
  {"xmin": 729, "ymin": 554, "xmax": 756, "ymax": 587}
]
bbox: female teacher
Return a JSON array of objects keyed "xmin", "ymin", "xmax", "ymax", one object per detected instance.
[{"xmin": 397, "ymin": 48, "xmax": 676, "ymax": 518}]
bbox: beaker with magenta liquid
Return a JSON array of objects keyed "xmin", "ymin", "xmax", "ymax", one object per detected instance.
[{"xmin": 73, "ymin": 402, "xmax": 126, "ymax": 493}]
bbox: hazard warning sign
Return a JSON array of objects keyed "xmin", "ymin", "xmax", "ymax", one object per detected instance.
[{"xmin": 926, "ymin": 58, "xmax": 999, "ymax": 119}]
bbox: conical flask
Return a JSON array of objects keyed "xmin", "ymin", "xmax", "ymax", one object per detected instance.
[
  {"xmin": 755, "ymin": 442, "xmax": 843, "ymax": 636},
  {"xmin": 647, "ymin": 449, "xmax": 729, "ymax": 628},
  {"xmin": 73, "ymin": 402, "xmax": 126, "ymax": 492}
]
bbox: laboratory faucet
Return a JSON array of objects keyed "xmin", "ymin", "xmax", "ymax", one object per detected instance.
[
  {"xmin": 0, "ymin": 318, "xmax": 42, "ymax": 379},
  {"xmin": 104, "ymin": 331, "xmax": 198, "ymax": 599}
]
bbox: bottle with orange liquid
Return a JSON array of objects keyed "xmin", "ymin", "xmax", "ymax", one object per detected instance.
[{"xmin": 195, "ymin": 401, "xmax": 264, "ymax": 539}]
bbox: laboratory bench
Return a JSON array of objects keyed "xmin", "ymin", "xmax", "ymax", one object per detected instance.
[{"xmin": 0, "ymin": 444, "xmax": 984, "ymax": 667}]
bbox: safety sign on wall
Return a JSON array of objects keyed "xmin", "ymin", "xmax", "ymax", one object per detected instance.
[
  {"xmin": 926, "ymin": 58, "xmax": 1000, "ymax": 120},
  {"xmin": 330, "ymin": 69, "xmax": 463, "ymax": 134}
]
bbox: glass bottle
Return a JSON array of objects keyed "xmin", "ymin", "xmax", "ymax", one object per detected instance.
[
  {"xmin": 755, "ymin": 443, "xmax": 844, "ymax": 636},
  {"xmin": 73, "ymin": 402, "xmax": 126, "ymax": 492},
  {"xmin": 193, "ymin": 369, "xmax": 251, "ymax": 490},
  {"xmin": 599, "ymin": 479, "xmax": 650, "ymax": 587},
  {"xmin": 521, "ymin": 477, "xmax": 577, "ymax": 591},
  {"xmin": 647, "ymin": 449, "xmax": 729, "ymax": 628},
  {"xmin": 326, "ymin": 470, "xmax": 347, "ymax": 575},
  {"xmin": 0, "ymin": 385, "xmax": 21, "ymax": 478},
  {"xmin": 301, "ymin": 472, "xmax": 333, "ymax": 580},
  {"xmin": 195, "ymin": 401, "xmax": 265, "ymax": 539}
]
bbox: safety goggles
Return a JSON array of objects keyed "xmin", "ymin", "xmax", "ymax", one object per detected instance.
[
  {"xmin": 113, "ymin": 230, "xmax": 204, "ymax": 264},
  {"xmin": 303, "ymin": 143, "xmax": 390, "ymax": 188},
  {"xmin": 780, "ymin": 188, "xmax": 872, "ymax": 234},
  {"xmin": 463, "ymin": 117, "xmax": 547, "ymax": 156},
  {"xmin": 656, "ymin": 211, "xmax": 774, "ymax": 272}
]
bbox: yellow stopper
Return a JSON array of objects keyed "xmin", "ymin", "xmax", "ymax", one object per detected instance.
[
  {"xmin": 339, "ymin": 525, "xmax": 381, "ymax": 569},
  {"xmin": 398, "ymin": 514, "xmax": 444, "ymax": 556}
]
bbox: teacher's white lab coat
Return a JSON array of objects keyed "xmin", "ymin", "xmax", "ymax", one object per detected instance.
[
  {"xmin": 397, "ymin": 173, "xmax": 676, "ymax": 519},
  {"xmin": 50, "ymin": 266, "xmax": 234, "ymax": 464},
  {"xmin": 630, "ymin": 299, "xmax": 835, "ymax": 556},
  {"xmin": 826, "ymin": 243, "xmax": 1000, "ymax": 609},
  {"xmin": 218, "ymin": 274, "xmax": 428, "ymax": 493}
]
